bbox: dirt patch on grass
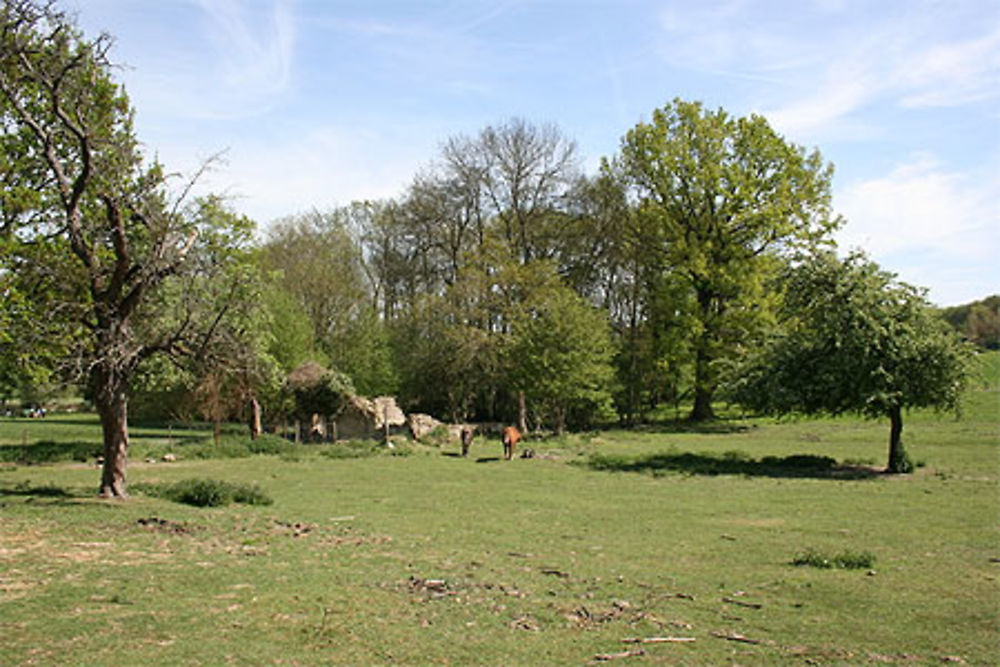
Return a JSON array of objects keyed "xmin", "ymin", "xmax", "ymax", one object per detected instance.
[{"xmin": 137, "ymin": 517, "xmax": 194, "ymax": 534}]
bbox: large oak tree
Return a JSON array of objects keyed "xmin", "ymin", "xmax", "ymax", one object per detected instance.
[{"xmin": 617, "ymin": 99, "xmax": 840, "ymax": 420}]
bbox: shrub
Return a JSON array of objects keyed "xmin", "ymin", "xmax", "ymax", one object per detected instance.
[
  {"xmin": 792, "ymin": 548, "xmax": 876, "ymax": 570},
  {"xmin": 135, "ymin": 478, "xmax": 273, "ymax": 507},
  {"xmin": 318, "ymin": 440, "xmax": 383, "ymax": 460}
]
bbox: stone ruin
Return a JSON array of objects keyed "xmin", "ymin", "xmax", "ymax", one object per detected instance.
[{"xmin": 334, "ymin": 396, "xmax": 407, "ymax": 440}]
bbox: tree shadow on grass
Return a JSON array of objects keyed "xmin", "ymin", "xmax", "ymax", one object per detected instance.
[
  {"xmin": 634, "ymin": 418, "xmax": 754, "ymax": 436},
  {"xmin": 0, "ymin": 440, "xmax": 101, "ymax": 465},
  {"xmin": 583, "ymin": 450, "xmax": 880, "ymax": 480},
  {"xmin": 0, "ymin": 481, "xmax": 76, "ymax": 498}
]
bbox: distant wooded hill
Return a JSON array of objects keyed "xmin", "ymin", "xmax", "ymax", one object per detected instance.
[{"xmin": 940, "ymin": 296, "xmax": 999, "ymax": 349}]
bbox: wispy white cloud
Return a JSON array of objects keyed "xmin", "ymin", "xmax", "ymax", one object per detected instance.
[
  {"xmin": 834, "ymin": 153, "xmax": 999, "ymax": 303},
  {"xmin": 836, "ymin": 153, "xmax": 996, "ymax": 257},
  {"xmin": 654, "ymin": 1, "xmax": 1000, "ymax": 139},
  {"xmin": 191, "ymin": 0, "xmax": 296, "ymax": 117},
  {"xmin": 197, "ymin": 0, "xmax": 294, "ymax": 94},
  {"xmin": 175, "ymin": 125, "xmax": 432, "ymax": 224},
  {"xmin": 898, "ymin": 27, "xmax": 1000, "ymax": 108}
]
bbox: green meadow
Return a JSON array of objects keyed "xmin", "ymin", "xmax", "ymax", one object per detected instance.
[{"xmin": 1, "ymin": 355, "xmax": 997, "ymax": 665}]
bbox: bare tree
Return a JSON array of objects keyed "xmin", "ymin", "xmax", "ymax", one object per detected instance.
[{"xmin": 442, "ymin": 118, "xmax": 580, "ymax": 265}]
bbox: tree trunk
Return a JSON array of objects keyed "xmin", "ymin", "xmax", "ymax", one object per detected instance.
[
  {"xmin": 97, "ymin": 387, "xmax": 129, "ymax": 498},
  {"xmin": 249, "ymin": 397, "xmax": 262, "ymax": 441},
  {"xmin": 554, "ymin": 405, "xmax": 566, "ymax": 436},
  {"xmin": 517, "ymin": 390, "xmax": 528, "ymax": 435},
  {"xmin": 690, "ymin": 344, "xmax": 716, "ymax": 421},
  {"xmin": 383, "ymin": 404, "xmax": 391, "ymax": 446},
  {"xmin": 690, "ymin": 288, "xmax": 717, "ymax": 422},
  {"xmin": 887, "ymin": 405, "xmax": 909, "ymax": 473}
]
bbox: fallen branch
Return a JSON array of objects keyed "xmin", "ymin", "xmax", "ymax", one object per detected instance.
[
  {"xmin": 664, "ymin": 592, "xmax": 695, "ymax": 600},
  {"xmin": 711, "ymin": 630, "xmax": 762, "ymax": 644},
  {"xmin": 540, "ymin": 568, "xmax": 570, "ymax": 578},
  {"xmin": 622, "ymin": 637, "xmax": 696, "ymax": 644},
  {"xmin": 594, "ymin": 649, "xmax": 645, "ymax": 661},
  {"xmin": 723, "ymin": 597, "xmax": 763, "ymax": 609}
]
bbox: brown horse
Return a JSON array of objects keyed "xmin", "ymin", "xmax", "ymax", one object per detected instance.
[{"xmin": 501, "ymin": 426, "xmax": 521, "ymax": 461}]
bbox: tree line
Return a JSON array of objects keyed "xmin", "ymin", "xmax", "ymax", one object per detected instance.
[{"xmin": 1, "ymin": 1, "xmax": 973, "ymax": 494}]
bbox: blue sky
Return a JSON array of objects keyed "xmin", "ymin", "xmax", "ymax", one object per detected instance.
[{"xmin": 70, "ymin": 0, "xmax": 998, "ymax": 306}]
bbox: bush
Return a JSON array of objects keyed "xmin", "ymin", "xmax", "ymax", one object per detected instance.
[
  {"xmin": 318, "ymin": 440, "xmax": 383, "ymax": 460},
  {"xmin": 792, "ymin": 548, "xmax": 876, "ymax": 570},
  {"xmin": 140, "ymin": 433, "xmax": 300, "ymax": 462},
  {"xmin": 134, "ymin": 478, "xmax": 273, "ymax": 507}
]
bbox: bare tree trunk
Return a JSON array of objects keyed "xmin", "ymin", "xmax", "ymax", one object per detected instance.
[
  {"xmin": 887, "ymin": 406, "xmax": 909, "ymax": 473},
  {"xmin": 517, "ymin": 390, "xmax": 527, "ymax": 435},
  {"xmin": 383, "ymin": 404, "xmax": 391, "ymax": 447},
  {"xmin": 249, "ymin": 397, "xmax": 261, "ymax": 441},
  {"xmin": 97, "ymin": 387, "xmax": 129, "ymax": 498}
]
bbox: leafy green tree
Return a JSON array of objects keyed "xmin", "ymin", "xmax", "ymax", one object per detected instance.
[
  {"xmin": 262, "ymin": 283, "xmax": 324, "ymax": 373},
  {"xmin": 506, "ymin": 262, "xmax": 616, "ymax": 433},
  {"xmin": 285, "ymin": 361, "xmax": 355, "ymax": 439},
  {"xmin": 940, "ymin": 296, "xmax": 999, "ymax": 350},
  {"xmin": 392, "ymin": 267, "xmax": 499, "ymax": 422},
  {"xmin": 262, "ymin": 207, "xmax": 398, "ymax": 395},
  {"xmin": 730, "ymin": 251, "xmax": 972, "ymax": 473},
  {"xmin": 617, "ymin": 99, "xmax": 839, "ymax": 420},
  {"xmin": 158, "ymin": 197, "xmax": 281, "ymax": 440},
  {"xmin": 263, "ymin": 209, "xmax": 368, "ymax": 350},
  {"xmin": 0, "ymin": 2, "xmax": 259, "ymax": 496}
]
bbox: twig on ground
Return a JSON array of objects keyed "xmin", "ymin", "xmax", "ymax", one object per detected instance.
[
  {"xmin": 722, "ymin": 596, "xmax": 763, "ymax": 609},
  {"xmin": 594, "ymin": 649, "xmax": 645, "ymax": 661},
  {"xmin": 711, "ymin": 630, "xmax": 763, "ymax": 644}
]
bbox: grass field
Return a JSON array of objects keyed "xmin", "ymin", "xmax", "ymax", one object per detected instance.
[{"xmin": 1, "ymin": 355, "xmax": 997, "ymax": 665}]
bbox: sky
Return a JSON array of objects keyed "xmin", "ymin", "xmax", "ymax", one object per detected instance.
[{"xmin": 68, "ymin": 0, "xmax": 999, "ymax": 307}]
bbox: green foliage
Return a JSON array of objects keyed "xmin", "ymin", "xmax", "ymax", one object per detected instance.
[
  {"xmin": 334, "ymin": 306, "xmax": 400, "ymax": 396},
  {"xmin": 263, "ymin": 284, "xmax": 325, "ymax": 373},
  {"xmin": 731, "ymin": 251, "xmax": 972, "ymax": 419},
  {"xmin": 616, "ymin": 98, "xmax": 839, "ymax": 419},
  {"xmin": 508, "ymin": 273, "xmax": 616, "ymax": 432},
  {"xmin": 939, "ymin": 295, "xmax": 999, "ymax": 350},
  {"xmin": 792, "ymin": 548, "xmax": 876, "ymax": 570},
  {"xmin": 160, "ymin": 433, "xmax": 299, "ymax": 461},
  {"xmin": 286, "ymin": 362, "xmax": 355, "ymax": 418},
  {"xmin": 1, "ymin": 3, "xmax": 279, "ymax": 496},
  {"xmin": 729, "ymin": 251, "xmax": 972, "ymax": 472},
  {"xmin": 135, "ymin": 478, "xmax": 273, "ymax": 507}
]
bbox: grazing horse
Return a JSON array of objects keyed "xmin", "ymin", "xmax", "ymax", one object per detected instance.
[
  {"xmin": 460, "ymin": 425, "xmax": 474, "ymax": 457},
  {"xmin": 502, "ymin": 426, "xmax": 521, "ymax": 461}
]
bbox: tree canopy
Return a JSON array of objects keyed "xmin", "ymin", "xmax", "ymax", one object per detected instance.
[
  {"xmin": 2, "ymin": 1, "xmax": 983, "ymax": 472},
  {"xmin": 729, "ymin": 251, "xmax": 972, "ymax": 472},
  {"xmin": 617, "ymin": 99, "xmax": 840, "ymax": 420},
  {"xmin": 0, "ymin": 1, "xmax": 265, "ymax": 495}
]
